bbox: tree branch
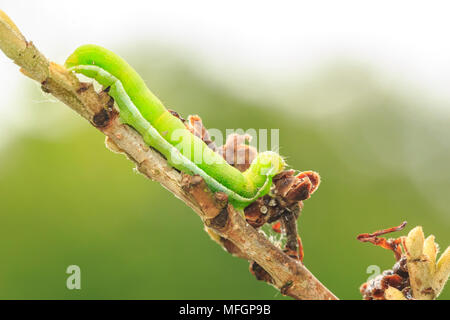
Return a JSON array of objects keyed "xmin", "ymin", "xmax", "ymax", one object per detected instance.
[{"xmin": 0, "ymin": 10, "xmax": 338, "ymax": 300}]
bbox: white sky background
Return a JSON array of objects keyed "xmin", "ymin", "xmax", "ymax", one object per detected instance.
[{"xmin": 2, "ymin": 0, "xmax": 450, "ymax": 129}]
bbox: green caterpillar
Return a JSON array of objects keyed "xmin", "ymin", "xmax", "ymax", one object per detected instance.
[{"xmin": 65, "ymin": 45, "xmax": 285, "ymax": 209}]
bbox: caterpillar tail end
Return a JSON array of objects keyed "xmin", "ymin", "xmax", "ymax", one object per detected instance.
[{"xmin": 64, "ymin": 44, "xmax": 102, "ymax": 69}]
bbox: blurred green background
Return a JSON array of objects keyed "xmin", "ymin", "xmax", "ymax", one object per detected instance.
[{"xmin": 0, "ymin": 45, "xmax": 449, "ymax": 300}]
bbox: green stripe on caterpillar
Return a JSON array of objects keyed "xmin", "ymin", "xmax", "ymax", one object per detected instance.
[{"xmin": 65, "ymin": 44, "xmax": 285, "ymax": 209}]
